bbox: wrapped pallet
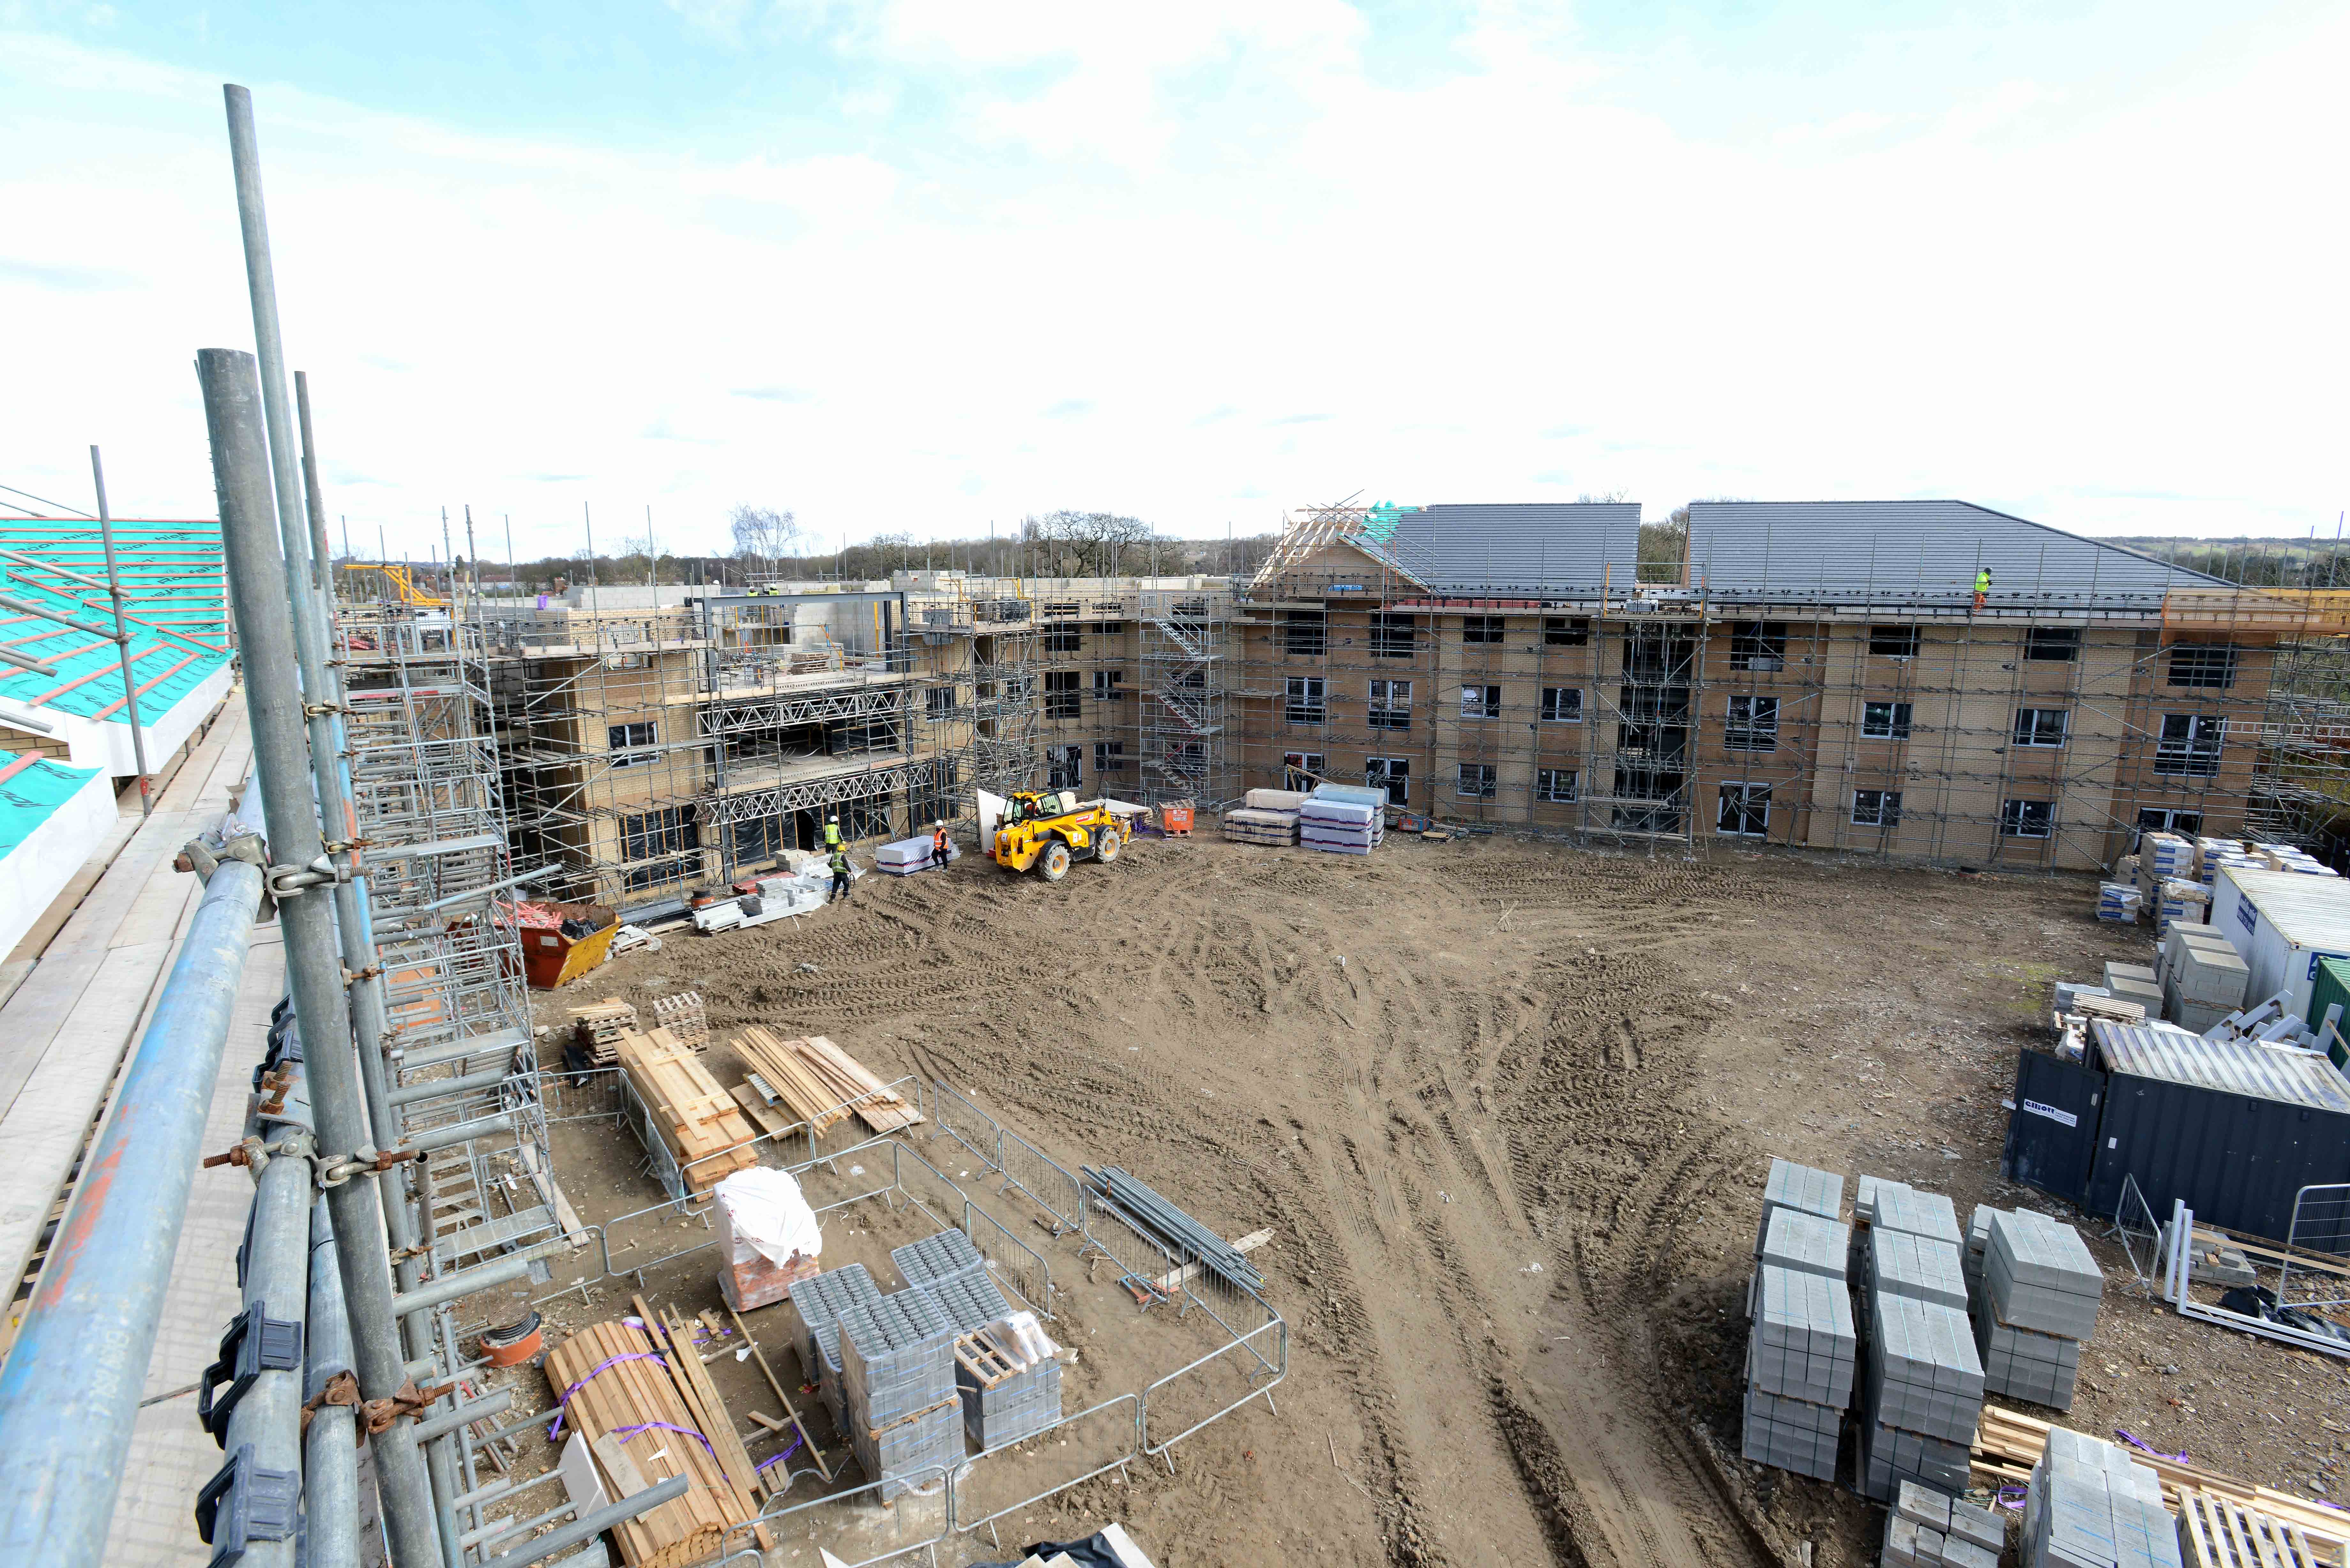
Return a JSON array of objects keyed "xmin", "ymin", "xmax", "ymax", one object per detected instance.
[{"xmin": 712, "ymin": 1167, "xmax": 822, "ymax": 1312}]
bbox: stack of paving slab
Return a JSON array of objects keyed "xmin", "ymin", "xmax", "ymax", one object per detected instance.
[
  {"xmin": 1855, "ymin": 1177, "xmax": 1980, "ymax": 1504},
  {"xmin": 1298, "ymin": 790, "xmax": 1383, "ymax": 855},
  {"xmin": 892, "ymin": 1228, "xmax": 989, "ymax": 1291},
  {"xmin": 2100, "ymin": 962, "xmax": 2166, "ymax": 1022},
  {"xmin": 1741, "ymin": 1159, "xmax": 1853, "ymax": 1481},
  {"xmin": 1972, "ymin": 1208, "xmax": 2102, "ymax": 1411},
  {"xmin": 874, "ymin": 835, "xmax": 960, "ymax": 876},
  {"xmin": 2021, "ymin": 1427, "xmax": 2182, "ymax": 1568},
  {"xmin": 1222, "ymin": 789, "xmax": 1304, "ymax": 847},
  {"xmin": 1884, "ymin": 1480, "xmax": 2006, "ymax": 1568},
  {"xmin": 838, "ymin": 1287, "xmax": 963, "ymax": 1499},
  {"xmin": 789, "ymin": 1262, "xmax": 886, "ymax": 1425},
  {"xmin": 893, "ymin": 1230, "xmax": 1063, "ymax": 1448},
  {"xmin": 2156, "ymin": 925, "xmax": 2250, "ymax": 1035}
]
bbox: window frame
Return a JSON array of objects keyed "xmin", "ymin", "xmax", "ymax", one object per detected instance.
[
  {"xmin": 1282, "ymin": 750, "xmax": 1325, "ymax": 788},
  {"xmin": 1725, "ymin": 694, "xmax": 1780, "ymax": 751},
  {"xmin": 2154, "ymin": 712, "xmax": 2226, "ymax": 776},
  {"xmin": 1861, "ymin": 700, "xmax": 1913, "ymax": 740},
  {"xmin": 1729, "ymin": 621, "xmax": 1788, "ymax": 671},
  {"xmin": 2012, "ymin": 707, "xmax": 2070, "ymax": 749},
  {"xmin": 1852, "ymin": 788, "xmax": 1903, "ymax": 827},
  {"xmin": 1282, "ymin": 610, "xmax": 1327, "ymax": 656},
  {"xmin": 1042, "ymin": 622, "xmax": 1082, "ymax": 654},
  {"xmin": 1365, "ymin": 756, "xmax": 1409, "ymax": 805},
  {"xmin": 1535, "ymin": 767, "xmax": 1578, "ymax": 803},
  {"xmin": 1370, "ymin": 612, "xmax": 1417, "ymax": 658},
  {"xmin": 1456, "ymin": 762, "xmax": 1498, "ymax": 800},
  {"xmin": 1868, "ymin": 625, "xmax": 1920, "ymax": 658},
  {"xmin": 1459, "ymin": 684, "xmax": 1502, "ymax": 720},
  {"xmin": 1461, "ymin": 614, "xmax": 1505, "ymax": 645},
  {"xmin": 1540, "ymin": 687, "xmax": 1584, "ymax": 724},
  {"xmin": 1716, "ymin": 783, "xmax": 1770, "ymax": 837},
  {"xmin": 1046, "ymin": 744, "xmax": 1084, "ymax": 790},
  {"xmin": 1091, "ymin": 667, "xmax": 1125, "ymax": 700},
  {"xmin": 607, "ymin": 719, "xmax": 658, "ymax": 766},
  {"xmin": 1367, "ymin": 677, "xmax": 1412, "ymax": 731},
  {"xmin": 1999, "ymin": 798, "xmax": 2055, "ymax": 839},
  {"xmin": 1285, "ymin": 675, "xmax": 1328, "ymax": 725},
  {"xmin": 1093, "ymin": 740, "xmax": 1127, "ymax": 774},
  {"xmin": 1042, "ymin": 668, "xmax": 1082, "ymax": 719}
]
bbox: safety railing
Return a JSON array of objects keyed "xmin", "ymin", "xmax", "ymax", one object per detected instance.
[
  {"xmin": 1142, "ymin": 1313, "xmax": 1287, "ymax": 1459},
  {"xmin": 964, "ymin": 1199, "xmax": 1053, "ymax": 1316},
  {"xmin": 999, "ymin": 1127, "xmax": 1084, "ymax": 1237},
  {"xmin": 717, "ymin": 1462, "xmax": 953, "ymax": 1566},
  {"xmin": 932, "ymin": 1078, "xmax": 1004, "ymax": 1172},
  {"xmin": 951, "ymin": 1394, "xmax": 1142, "ymax": 1542},
  {"xmin": 2112, "ymin": 1173, "xmax": 2166, "ymax": 1294},
  {"xmin": 2279, "ymin": 1183, "xmax": 2350, "ymax": 1310}
]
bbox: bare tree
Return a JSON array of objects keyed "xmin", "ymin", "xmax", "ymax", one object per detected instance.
[
  {"xmin": 1021, "ymin": 510, "xmax": 1154, "ymax": 578},
  {"xmin": 729, "ymin": 505, "xmax": 800, "ymax": 575}
]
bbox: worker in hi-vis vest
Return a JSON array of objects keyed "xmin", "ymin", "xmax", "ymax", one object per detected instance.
[
  {"xmin": 823, "ymin": 815, "xmax": 842, "ymax": 849},
  {"xmin": 1974, "ymin": 566, "xmax": 1992, "ymax": 613}
]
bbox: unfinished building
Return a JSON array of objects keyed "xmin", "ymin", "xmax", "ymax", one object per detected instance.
[{"xmin": 1235, "ymin": 499, "xmax": 2316, "ymax": 871}]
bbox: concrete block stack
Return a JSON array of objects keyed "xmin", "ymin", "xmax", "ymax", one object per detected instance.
[
  {"xmin": 1859, "ymin": 1290, "xmax": 1984, "ymax": 1502},
  {"xmin": 954, "ymin": 1313, "xmax": 1064, "ymax": 1449},
  {"xmin": 1884, "ymin": 1481, "xmax": 2005, "ymax": 1568},
  {"xmin": 838, "ymin": 1291, "xmax": 963, "ymax": 1499},
  {"xmin": 1973, "ymin": 1209, "xmax": 2102, "ymax": 1412},
  {"xmin": 2101, "ymin": 962, "xmax": 2166, "ymax": 1020},
  {"xmin": 892, "ymin": 1229, "xmax": 987, "ymax": 1291},
  {"xmin": 1869, "ymin": 1226, "xmax": 1968, "ymax": 1312},
  {"xmin": 1298, "ymin": 795, "xmax": 1382, "ymax": 856},
  {"xmin": 1862, "ymin": 1180, "xmax": 1964, "ymax": 1251},
  {"xmin": 2021, "ymin": 1427, "xmax": 2181, "ymax": 1568},
  {"xmin": 1757, "ymin": 1207, "xmax": 1849, "ymax": 1287},
  {"xmin": 788, "ymin": 1262, "xmax": 885, "ymax": 1423},
  {"xmin": 2157, "ymin": 926, "xmax": 2250, "ymax": 1034},
  {"xmin": 1744, "ymin": 1264, "xmax": 1856, "ymax": 1481},
  {"xmin": 1759, "ymin": 1156, "xmax": 1844, "ymax": 1247}
]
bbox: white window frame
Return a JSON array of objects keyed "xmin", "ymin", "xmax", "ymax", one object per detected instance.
[
  {"xmin": 2000, "ymin": 798, "xmax": 2055, "ymax": 839},
  {"xmin": 1092, "ymin": 668, "xmax": 1125, "ymax": 700},
  {"xmin": 1725, "ymin": 695, "xmax": 1779, "ymax": 751},
  {"xmin": 1365, "ymin": 756, "xmax": 1409, "ymax": 805},
  {"xmin": 2013, "ymin": 708, "xmax": 2069, "ymax": 749},
  {"xmin": 1460, "ymin": 684, "xmax": 1501, "ymax": 720},
  {"xmin": 1456, "ymin": 763, "xmax": 1497, "ymax": 799},
  {"xmin": 1717, "ymin": 783, "xmax": 1770, "ymax": 837},
  {"xmin": 1852, "ymin": 788, "xmax": 1902, "ymax": 827},
  {"xmin": 2154, "ymin": 713, "xmax": 2225, "ymax": 776},
  {"xmin": 1535, "ymin": 767, "xmax": 1578, "ymax": 803},
  {"xmin": 1283, "ymin": 751, "xmax": 1324, "ymax": 787},
  {"xmin": 1861, "ymin": 700, "xmax": 1912, "ymax": 740},
  {"xmin": 1285, "ymin": 675, "xmax": 1327, "ymax": 725},
  {"xmin": 1093, "ymin": 740, "xmax": 1127, "ymax": 773},
  {"xmin": 607, "ymin": 720, "xmax": 658, "ymax": 766},
  {"xmin": 1368, "ymin": 678, "xmax": 1412, "ymax": 730},
  {"xmin": 1540, "ymin": 687, "xmax": 1583, "ymax": 724}
]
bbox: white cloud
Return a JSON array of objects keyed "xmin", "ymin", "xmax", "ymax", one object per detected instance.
[{"xmin": 0, "ymin": 7, "xmax": 2344, "ymax": 562}]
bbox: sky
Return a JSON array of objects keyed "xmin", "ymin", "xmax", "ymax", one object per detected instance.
[{"xmin": 1, "ymin": 1, "xmax": 2345, "ymax": 563}]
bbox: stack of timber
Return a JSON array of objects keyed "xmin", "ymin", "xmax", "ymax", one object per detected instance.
[
  {"xmin": 618, "ymin": 1027, "xmax": 759, "ymax": 1189},
  {"xmin": 729, "ymin": 1028, "xmax": 924, "ymax": 1135},
  {"xmin": 570, "ymin": 998, "xmax": 638, "ymax": 1067},
  {"xmin": 651, "ymin": 991, "xmax": 709, "ymax": 1050},
  {"xmin": 1974, "ymin": 1403, "xmax": 2350, "ymax": 1559},
  {"xmin": 542, "ymin": 1308, "xmax": 762, "ymax": 1567}
]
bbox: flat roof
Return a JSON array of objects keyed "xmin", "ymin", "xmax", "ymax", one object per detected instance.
[
  {"xmin": 2221, "ymin": 867, "xmax": 2350, "ymax": 950},
  {"xmin": 2093, "ymin": 1020, "xmax": 2350, "ymax": 1114}
]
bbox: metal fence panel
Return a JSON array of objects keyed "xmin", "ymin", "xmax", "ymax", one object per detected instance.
[
  {"xmin": 963, "ymin": 1199, "xmax": 1053, "ymax": 1316},
  {"xmin": 999, "ymin": 1129, "xmax": 1084, "ymax": 1236},
  {"xmin": 2281, "ymin": 1182, "xmax": 2350, "ymax": 1309},
  {"xmin": 932, "ymin": 1079, "xmax": 1003, "ymax": 1172}
]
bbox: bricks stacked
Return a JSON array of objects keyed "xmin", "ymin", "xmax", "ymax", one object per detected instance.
[
  {"xmin": 1859, "ymin": 1290, "xmax": 1984, "ymax": 1502},
  {"xmin": 787, "ymin": 1263, "xmax": 883, "ymax": 1425},
  {"xmin": 1973, "ymin": 1209, "xmax": 2102, "ymax": 1411},
  {"xmin": 1883, "ymin": 1480, "xmax": 2005, "ymax": 1568},
  {"xmin": 891, "ymin": 1229, "xmax": 986, "ymax": 1290},
  {"xmin": 838, "ymin": 1291, "xmax": 962, "ymax": 1499},
  {"xmin": 2021, "ymin": 1427, "xmax": 2182, "ymax": 1568},
  {"xmin": 956, "ymin": 1321, "xmax": 1064, "ymax": 1450}
]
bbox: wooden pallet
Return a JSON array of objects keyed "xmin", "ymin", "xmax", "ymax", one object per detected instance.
[
  {"xmin": 569, "ymin": 997, "xmax": 637, "ymax": 1067},
  {"xmin": 2181, "ymin": 1488, "xmax": 2345, "ymax": 1568},
  {"xmin": 952, "ymin": 1328, "xmax": 1021, "ymax": 1390},
  {"xmin": 1973, "ymin": 1403, "xmax": 2350, "ymax": 1560},
  {"xmin": 651, "ymin": 991, "xmax": 709, "ymax": 1051},
  {"xmin": 617, "ymin": 1027, "xmax": 758, "ymax": 1189},
  {"xmin": 726, "ymin": 1027, "xmax": 923, "ymax": 1135}
]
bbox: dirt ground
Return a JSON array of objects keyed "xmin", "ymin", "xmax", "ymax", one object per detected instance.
[{"xmin": 495, "ymin": 831, "xmax": 2350, "ymax": 1568}]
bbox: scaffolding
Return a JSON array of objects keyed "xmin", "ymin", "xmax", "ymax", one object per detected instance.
[{"xmin": 1140, "ymin": 588, "xmax": 1231, "ymax": 807}]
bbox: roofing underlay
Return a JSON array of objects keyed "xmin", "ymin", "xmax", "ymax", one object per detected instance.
[
  {"xmin": 1685, "ymin": 501, "xmax": 2229, "ymax": 611},
  {"xmin": 0, "ymin": 748, "xmax": 102, "ymax": 857},
  {"xmin": 1366, "ymin": 502, "xmax": 1641, "ymax": 598},
  {"xmin": 0, "ymin": 520, "xmax": 231, "ymax": 727}
]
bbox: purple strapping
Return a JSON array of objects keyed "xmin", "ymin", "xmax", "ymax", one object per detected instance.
[
  {"xmin": 2115, "ymin": 1428, "xmax": 2189, "ymax": 1465},
  {"xmin": 544, "ymin": 1352, "xmax": 669, "ymax": 1440},
  {"xmin": 756, "ymin": 1436, "xmax": 803, "ymax": 1473},
  {"xmin": 612, "ymin": 1421, "xmax": 719, "ymax": 1461}
]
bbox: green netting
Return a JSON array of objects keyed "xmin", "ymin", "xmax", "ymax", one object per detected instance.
[
  {"xmin": 1357, "ymin": 501, "xmax": 1421, "ymax": 542},
  {"xmin": 0, "ymin": 521, "xmax": 231, "ymax": 723},
  {"xmin": 0, "ymin": 749, "xmax": 102, "ymax": 856}
]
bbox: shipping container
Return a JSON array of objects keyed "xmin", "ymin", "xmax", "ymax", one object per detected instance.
[
  {"xmin": 2208, "ymin": 867, "xmax": 2350, "ymax": 1024},
  {"xmin": 2315, "ymin": 955, "xmax": 2350, "ymax": 1067}
]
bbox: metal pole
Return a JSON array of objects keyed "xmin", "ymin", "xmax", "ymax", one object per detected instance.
[
  {"xmin": 305, "ymin": 1199, "xmax": 361, "ymax": 1568},
  {"xmin": 474, "ymin": 1475, "xmax": 688, "ymax": 1568},
  {"xmin": 0, "ymin": 857, "xmax": 262, "ymax": 1568},
  {"xmin": 88, "ymin": 447, "xmax": 153, "ymax": 817},
  {"xmin": 196, "ymin": 346, "xmax": 444, "ymax": 1568},
  {"xmin": 225, "ymin": 1111, "xmax": 313, "ymax": 1568}
]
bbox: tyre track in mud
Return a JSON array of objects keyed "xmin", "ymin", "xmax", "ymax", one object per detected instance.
[{"xmin": 597, "ymin": 838, "xmax": 1781, "ymax": 1568}]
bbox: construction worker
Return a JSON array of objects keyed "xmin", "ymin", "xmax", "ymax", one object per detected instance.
[
  {"xmin": 823, "ymin": 814, "xmax": 842, "ymax": 851},
  {"xmin": 827, "ymin": 843, "xmax": 853, "ymax": 903},
  {"xmin": 1974, "ymin": 566, "xmax": 1992, "ymax": 613},
  {"xmin": 929, "ymin": 819, "xmax": 951, "ymax": 870}
]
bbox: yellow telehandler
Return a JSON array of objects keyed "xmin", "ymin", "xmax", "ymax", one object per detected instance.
[{"xmin": 989, "ymin": 790, "xmax": 1129, "ymax": 884}]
